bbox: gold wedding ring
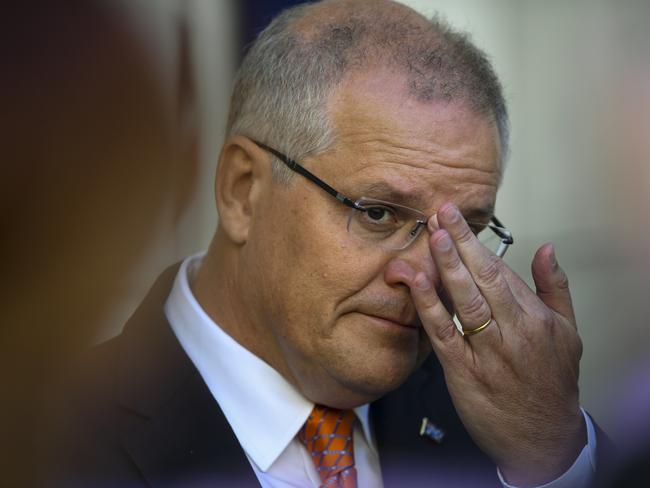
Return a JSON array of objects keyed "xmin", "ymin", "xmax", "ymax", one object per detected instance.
[{"xmin": 463, "ymin": 318, "xmax": 492, "ymax": 336}]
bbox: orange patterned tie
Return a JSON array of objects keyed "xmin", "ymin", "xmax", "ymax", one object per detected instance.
[{"xmin": 299, "ymin": 405, "xmax": 358, "ymax": 488}]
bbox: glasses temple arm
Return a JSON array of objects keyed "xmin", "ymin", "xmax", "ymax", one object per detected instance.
[
  {"xmin": 489, "ymin": 216, "xmax": 514, "ymax": 245},
  {"xmin": 253, "ymin": 140, "xmax": 364, "ymax": 211}
]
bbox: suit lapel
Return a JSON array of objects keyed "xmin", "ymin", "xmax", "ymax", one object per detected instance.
[
  {"xmin": 371, "ymin": 354, "xmax": 499, "ymax": 487},
  {"xmin": 115, "ymin": 264, "xmax": 258, "ymax": 487}
]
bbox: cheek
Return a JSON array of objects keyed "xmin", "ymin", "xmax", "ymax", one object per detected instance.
[
  {"xmin": 253, "ymin": 191, "xmax": 388, "ymax": 341},
  {"xmin": 276, "ymin": 210, "xmax": 385, "ymax": 330},
  {"xmin": 286, "ymin": 204, "xmax": 375, "ymax": 293},
  {"xmin": 286, "ymin": 237, "xmax": 369, "ymax": 313}
]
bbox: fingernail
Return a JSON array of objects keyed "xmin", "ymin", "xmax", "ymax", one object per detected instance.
[
  {"xmin": 435, "ymin": 232, "xmax": 452, "ymax": 251},
  {"xmin": 428, "ymin": 215, "xmax": 439, "ymax": 231},
  {"xmin": 415, "ymin": 272, "xmax": 431, "ymax": 290},
  {"xmin": 549, "ymin": 245, "xmax": 558, "ymax": 269},
  {"xmin": 442, "ymin": 204, "xmax": 459, "ymax": 223}
]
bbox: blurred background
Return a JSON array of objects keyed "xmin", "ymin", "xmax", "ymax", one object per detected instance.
[{"xmin": 2, "ymin": 0, "xmax": 649, "ymax": 483}]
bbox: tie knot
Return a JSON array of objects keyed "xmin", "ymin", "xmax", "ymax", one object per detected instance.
[{"xmin": 299, "ymin": 405, "xmax": 357, "ymax": 488}]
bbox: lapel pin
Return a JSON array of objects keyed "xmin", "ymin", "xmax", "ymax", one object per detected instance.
[{"xmin": 420, "ymin": 417, "xmax": 445, "ymax": 444}]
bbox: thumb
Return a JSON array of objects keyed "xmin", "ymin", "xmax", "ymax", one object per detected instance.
[
  {"xmin": 531, "ymin": 243, "xmax": 576, "ymax": 323},
  {"xmin": 410, "ymin": 272, "xmax": 465, "ymax": 362}
]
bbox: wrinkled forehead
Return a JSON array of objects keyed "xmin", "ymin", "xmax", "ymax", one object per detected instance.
[
  {"xmin": 304, "ymin": 69, "xmax": 502, "ymax": 216},
  {"xmin": 326, "ymin": 69, "xmax": 502, "ymax": 173}
]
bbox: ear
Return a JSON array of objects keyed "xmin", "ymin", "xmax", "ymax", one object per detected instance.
[{"xmin": 215, "ymin": 136, "xmax": 271, "ymax": 244}]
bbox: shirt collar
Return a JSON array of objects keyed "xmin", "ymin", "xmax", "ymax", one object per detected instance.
[{"xmin": 164, "ymin": 253, "xmax": 375, "ymax": 471}]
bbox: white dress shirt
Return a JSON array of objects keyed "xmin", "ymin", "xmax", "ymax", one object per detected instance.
[{"xmin": 164, "ymin": 253, "xmax": 597, "ymax": 487}]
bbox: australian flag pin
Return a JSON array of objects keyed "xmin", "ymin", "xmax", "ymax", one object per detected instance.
[{"xmin": 420, "ymin": 417, "xmax": 445, "ymax": 444}]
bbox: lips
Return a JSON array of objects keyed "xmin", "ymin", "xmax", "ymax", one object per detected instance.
[
  {"xmin": 362, "ymin": 312, "xmax": 420, "ymax": 329},
  {"xmin": 352, "ymin": 301, "xmax": 421, "ymax": 329}
]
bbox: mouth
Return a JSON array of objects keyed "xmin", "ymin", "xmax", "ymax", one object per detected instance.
[
  {"xmin": 344, "ymin": 296, "xmax": 422, "ymax": 332},
  {"xmin": 357, "ymin": 312, "xmax": 420, "ymax": 330}
]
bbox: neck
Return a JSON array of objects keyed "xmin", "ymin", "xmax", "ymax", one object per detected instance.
[{"xmin": 191, "ymin": 230, "xmax": 297, "ymax": 384}]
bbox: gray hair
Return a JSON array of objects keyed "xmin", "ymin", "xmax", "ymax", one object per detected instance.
[{"xmin": 227, "ymin": 0, "xmax": 509, "ymax": 182}]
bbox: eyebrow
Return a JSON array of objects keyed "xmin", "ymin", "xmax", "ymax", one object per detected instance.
[
  {"xmin": 463, "ymin": 205, "xmax": 495, "ymax": 223},
  {"xmin": 356, "ymin": 181, "xmax": 495, "ymax": 221},
  {"xmin": 357, "ymin": 181, "xmax": 430, "ymax": 209}
]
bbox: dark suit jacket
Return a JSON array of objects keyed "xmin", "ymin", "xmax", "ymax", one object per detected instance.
[{"xmin": 38, "ymin": 265, "xmax": 610, "ymax": 487}]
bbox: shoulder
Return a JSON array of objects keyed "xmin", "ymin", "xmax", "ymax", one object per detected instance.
[
  {"xmin": 36, "ymin": 264, "xmax": 182, "ymax": 486},
  {"xmin": 37, "ymin": 261, "xmax": 258, "ymax": 486},
  {"xmin": 37, "ymin": 334, "xmax": 147, "ymax": 487}
]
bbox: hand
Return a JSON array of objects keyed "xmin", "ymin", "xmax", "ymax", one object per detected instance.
[{"xmin": 408, "ymin": 203, "xmax": 586, "ymax": 487}]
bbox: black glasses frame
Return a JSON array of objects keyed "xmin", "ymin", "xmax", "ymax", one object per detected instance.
[
  {"xmin": 253, "ymin": 140, "xmax": 365, "ymax": 212},
  {"xmin": 252, "ymin": 139, "xmax": 513, "ymax": 250}
]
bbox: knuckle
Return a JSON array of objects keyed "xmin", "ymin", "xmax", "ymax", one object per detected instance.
[
  {"xmin": 421, "ymin": 301, "xmax": 442, "ymax": 320},
  {"xmin": 536, "ymin": 306, "xmax": 555, "ymax": 325},
  {"xmin": 460, "ymin": 293, "xmax": 491, "ymax": 324},
  {"xmin": 445, "ymin": 251, "xmax": 464, "ymax": 273},
  {"xmin": 440, "ymin": 256, "xmax": 467, "ymax": 285},
  {"xmin": 437, "ymin": 320, "xmax": 460, "ymax": 344},
  {"xmin": 556, "ymin": 271, "xmax": 570, "ymax": 291},
  {"xmin": 509, "ymin": 304, "xmax": 525, "ymax": 326},
  {"xmin": 527, "ymin": 303, "xmax": 551, "ymax": 325},
  {"xmin": 475, "ymin": 254, "xmax": 502, "ymax": 287},
  {"xmin": 518, "ymin": 320, "xmax": 536, "ymax": 342},
  {"xmin": 456, "ymin": 223, "xmax": 475, "ymax": 245},
  {"xmin": 415, "ymin": 292, "xmax": 440, "ymax": 318},
  {"xmin": 520, "ymin": 309, "xmax": 548, "ymax": 339}
]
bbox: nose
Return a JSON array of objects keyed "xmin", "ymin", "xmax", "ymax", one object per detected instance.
[{"xmin": 383, "ymin": 222, "xmax": 439, "ymax": 291}]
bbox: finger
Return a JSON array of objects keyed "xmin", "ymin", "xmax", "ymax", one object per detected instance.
[
  {"xmin": 429, "ymin": 229, "xmax": 492, "ymax": 331},
  {"xmin": 435, "ymin": 203, "xmax": 522, "ymax": 327},
  {"xmin": 409, "ymin": 271, "xmax": 466, "ymax": 363},
  {"xmin": 531, "ymin": 243, "xmax": 576, "ymax": 324}
]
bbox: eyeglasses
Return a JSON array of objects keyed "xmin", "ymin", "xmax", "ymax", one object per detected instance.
[{"xmin": 252, "ymin": 140, "xmax": 514, "ymax": 257}]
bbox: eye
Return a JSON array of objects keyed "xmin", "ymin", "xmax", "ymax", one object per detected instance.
[
  {"xmin": 353, "ymin": 204, "xmax": 402, "ymax": 235},
  {"xmin": 366, "ymin": 206, "xmax": 395, "ymax": 222},
  {"xmin": 365, "ymin": 205, "xmax": 399, "ymax": 225}
]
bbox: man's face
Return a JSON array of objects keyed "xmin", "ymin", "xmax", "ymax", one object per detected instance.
[{"xmin": 242, "ymin": 70, "xmax": 502, "ymax": 407}]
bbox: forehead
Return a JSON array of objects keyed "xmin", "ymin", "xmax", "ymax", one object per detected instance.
[{"xmin": 316, "ymin": 69, "xmax": 502, "ymax": 216}]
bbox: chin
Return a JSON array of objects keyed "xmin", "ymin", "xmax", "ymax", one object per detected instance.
[
  {"xmin": 329, "ymin": 352, "xmax": 424, "ymax": 406},
  {"xmin": 342, "ymin": 327, "xmax": 433, "ymax": 396},
  {"xmin": 297, "ymin": 324, "xmax": 433, "ymax": 408}
]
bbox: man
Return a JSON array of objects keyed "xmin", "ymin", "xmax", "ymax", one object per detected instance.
[{"xmin": 41, "ymin": 1, "xmax": 607, "ymax": 486}]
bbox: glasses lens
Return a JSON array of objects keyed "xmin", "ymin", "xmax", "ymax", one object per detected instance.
[
  {"xmin": 347, "ymin": 198, "xmax": 512, "ymax": 257},
  {"xmin": 347, "ymin": 198, "xmax": 427, "ymax": 250}
]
